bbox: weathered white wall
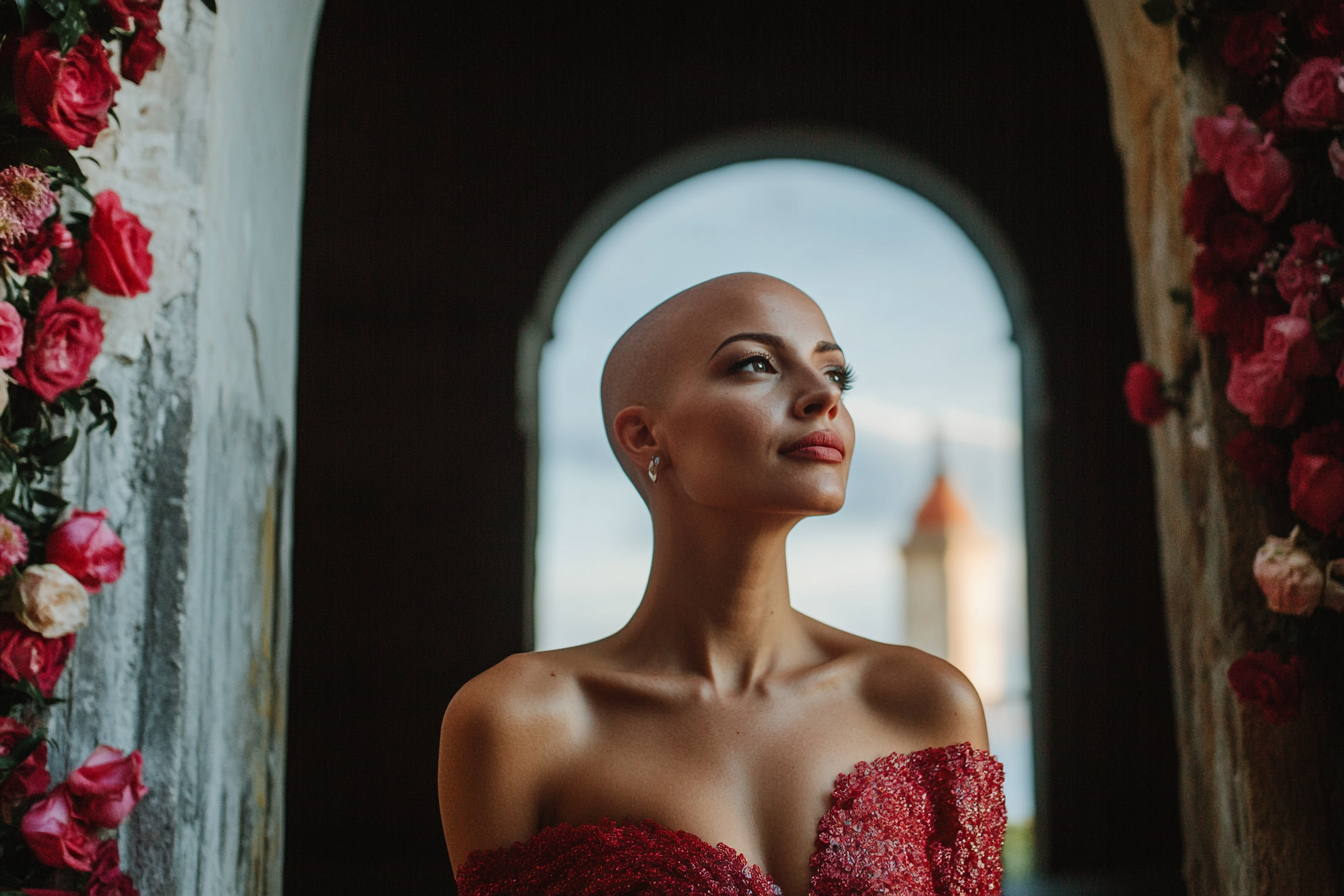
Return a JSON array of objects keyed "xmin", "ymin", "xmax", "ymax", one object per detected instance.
[{"xmin": 48, "ymin": 1, "xmax": 323, "ymax": 893}]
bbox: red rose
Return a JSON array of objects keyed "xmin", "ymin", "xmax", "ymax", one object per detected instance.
[
  {"xmin": 1225, "ymin": 133, "xmax": 1295, "ymax": 220},
  {"xmin": 13, "ymin": 33, "xmax": 119, "ymax": 150},
  {"xmin": 1276, "ymin": 221, "xmax": 1339, "ymax": 318},
  {"xmin": 67, "ymin": 746, "xmax": 146, "ymax": 829},
  {"xmin": 1182, "ymin": 172, "xmax": 1235, "ymax": 243},
  {"xmin": 1285, "ymin": 56, "xmax": 1344, "ymax": 129},
  {"xmin": 1208, "ymin": 212, "xmax": 1270, "ymax": 270},
  {"xmin": 1225, "ymin": 316, "xmax": 1327, "ymax": 427},
  {"xmin": 1124, "ymin": 362, "xmax": 1167, "ymax": 425},
  {"xmin": 88, "ymin": 840, "xmax": 139, "ymax": 896},
  {"xmin": 22, "ymin": 785, "xmax": 96, "ymax": 871},
  {"xmin": 47, "ymin": 509, "xmax": 125, "ymax": 594},
  {"xmin": 0, "ymin": 613, "xmax": 74, "ymax": 698},
  {"xmin": 1191, "ymin": 250, "xmax": 1271, "ymax": 356},
  {"xmin": 1300, "ymin": 0, "xmax": 1344, "ymax": 51},
  {"xmin": 103, "ymin": 0, "xmax": 162, "ymax": 28},
  {"xmin": 1290, "ymin": 422, "xmax": 1344, "ymax": 534},
  {"xmin": 85, "ymin": 191, "xmax": 152, "ymax": 298},
  {"xmin": 12, "ymin": 291, "xmax": 104, "ymax": 404},
  {"xmin": 1222, "ymin": 11, "xmax": 1287, "ymax": 77},
  {"xmin": 1226, "ymin": 430, "xmax": 1287, "ymax": 488},
  {"xmin": 1227, "ymin": 651, "xmax": 1305, "ymax": 723},
  {"xmin": 120, "ymin": 27, "xmax": 164, "ymax": 86},
  {"xmin": 0, "ymin": 717, "xmax": 50, "ymax": 803}
]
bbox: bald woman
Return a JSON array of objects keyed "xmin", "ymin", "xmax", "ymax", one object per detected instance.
[{"xmin": 438, "ymin": 274, "xmax": 1005, "ymax": 896}]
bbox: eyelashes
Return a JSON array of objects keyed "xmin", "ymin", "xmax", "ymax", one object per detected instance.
[{"xmin": 730, "ymin": 353, "xmax": 855, "ymax": 393}]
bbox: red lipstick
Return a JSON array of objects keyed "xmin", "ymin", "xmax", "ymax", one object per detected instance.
[{"xmin": 779, "ymin": 430, "xmax": 846, "ymax": 463}]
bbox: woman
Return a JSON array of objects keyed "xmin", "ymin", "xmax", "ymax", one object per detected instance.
[{"xmin": 439, "ymin": 273, "xmax": 1005, "ymax": 896}]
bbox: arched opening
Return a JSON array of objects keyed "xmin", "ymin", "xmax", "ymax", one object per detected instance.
[{"xmin": 524, "ymin": 137, "xmax": 1040, "ymax": 865}]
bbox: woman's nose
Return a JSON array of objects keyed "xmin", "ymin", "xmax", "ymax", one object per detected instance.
[{"xmin": 794, "ymin": 374, "xmax": 841, "ymax": 419}]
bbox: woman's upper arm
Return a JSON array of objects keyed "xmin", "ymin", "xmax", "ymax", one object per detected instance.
[{"xmin": 438, "ymin": 661, "xmax": 562, "ymax": 872}]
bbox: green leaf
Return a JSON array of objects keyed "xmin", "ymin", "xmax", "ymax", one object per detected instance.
[
  {"xmin": 51, "ymin": 6, "xmax": 90, "ymax": 53},
  {"xmin": 36, "ymin": 0, "xmax": 66, "ymax": 17},
  {"xmin": 29, "ymin": 488, "xmax": 66, "ymax": 509},
  {"xmin": 36, "ymin": 431, "xmax": 76, "ymax": 467},
  {"xmin": 13, "ymin": 0, "xmax": 31, "ymax": 29},
  {"xmin": 200, "ymin": 0, "xmax": 216, "ymax": 11},
  {"xmin": 0, "ymin": 130, "xmax": 83, "ymax": 179},
  {"xmin": 1142, "ymin": 0, "xmax": 1178, "ymax": 24}
]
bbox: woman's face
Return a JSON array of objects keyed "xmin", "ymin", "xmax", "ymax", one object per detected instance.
[{"xmin": 657, "ymin": 285, "xmax": 854, "ymax": 517}]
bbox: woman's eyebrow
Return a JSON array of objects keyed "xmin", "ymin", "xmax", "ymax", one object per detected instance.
[
  {"xmin": 710, "ymin": 332, "xmax": 785, "ymax": 359},
  {"xmin": 816, "ymin": 341, "xmax": 843, "ymax": 354}
]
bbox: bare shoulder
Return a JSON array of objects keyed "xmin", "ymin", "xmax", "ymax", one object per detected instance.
[
  {"xmin": 438, "ymin": 649, "xmax": 589, "ymax": 870},
  {"xmin": 802, "ymin": 618, "xmax": 989, "ymax": 752},
  {"xmin": 858, "ymin": 640, "xmax": 989, "ymax": 751}
]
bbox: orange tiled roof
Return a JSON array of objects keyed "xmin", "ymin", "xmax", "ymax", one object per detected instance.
[{"xmin": 914, "ymin": 475, "xmax": 973, "ymax": 529}]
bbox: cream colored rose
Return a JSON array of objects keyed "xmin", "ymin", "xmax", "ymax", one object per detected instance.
[
  {"xmin": 1324, "ymin": 558, "xmax": 1344, "ymax": 612},
  {"xmin": 1254, "ymin": 527, "xmax": 1325, "ymax": 615},
  {"xmin": 13, "ymin": 563, "xmax": 88, "ymax": 637}
]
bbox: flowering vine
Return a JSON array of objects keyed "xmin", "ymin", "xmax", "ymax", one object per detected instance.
[
  {"xmin": 1139, "ymin": 0, "xmax": 1344, "ymax": 727},
  {"xmin": 0, "ymin": 0, "xmax": 214, "ymax": 891}
]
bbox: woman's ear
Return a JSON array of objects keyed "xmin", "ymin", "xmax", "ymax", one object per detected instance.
[{"xmin": 612, "ymin": 406, "xmax": 660, "ymax": 468}]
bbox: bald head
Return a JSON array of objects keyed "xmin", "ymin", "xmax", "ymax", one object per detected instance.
[{"xmin": 600, "ymin": 272, "xmax": 819, "ymax": 496}]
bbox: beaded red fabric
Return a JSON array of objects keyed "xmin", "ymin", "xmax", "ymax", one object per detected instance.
[{"xmin": 455, "ymin": 743, "xmax": 1005, "ymax": 896}]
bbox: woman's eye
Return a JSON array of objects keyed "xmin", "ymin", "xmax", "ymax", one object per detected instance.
[
  {"xmin": 827, "ymin": 364, "xmax": 856, "ymax": 392},
  {"xmin": 733, "ymin": 356, "xmax": 776, "ymax": 374}
]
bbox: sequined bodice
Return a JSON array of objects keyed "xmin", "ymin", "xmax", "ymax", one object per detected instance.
[{"xmin": 456, "ymin": 742, "xmax": 1006, "ymax": 896}]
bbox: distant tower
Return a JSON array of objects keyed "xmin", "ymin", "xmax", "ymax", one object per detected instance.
[{"xmin": 901, "ymin": 464, "xmax": 1006, "ymax": 704}]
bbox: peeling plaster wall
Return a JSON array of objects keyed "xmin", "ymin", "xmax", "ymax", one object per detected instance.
[{"xmin": 43, "ymin": 1, "xmax": 323, "ymax": 893}]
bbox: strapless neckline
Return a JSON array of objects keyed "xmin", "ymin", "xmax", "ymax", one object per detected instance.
[{"xmin": 457, "ymin": 741, "xmax": 1006, "ymax": 896}]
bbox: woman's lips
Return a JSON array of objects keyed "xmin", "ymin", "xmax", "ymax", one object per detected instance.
[{"xmin": 779, "ymin": 430, "xmax": 846, "ymax": 463}]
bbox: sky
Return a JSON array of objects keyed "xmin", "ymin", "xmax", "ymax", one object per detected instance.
[{"xmin": 533, "ymin": 159, "xmax": 1033, "ymax": 820}]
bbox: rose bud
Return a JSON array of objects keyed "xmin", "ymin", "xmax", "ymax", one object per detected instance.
[
  {"xmin": 84, "ymin": 191, "xmax": 152, "ymax": 298},
  {"xmin": 67, "ymin": 746, "xmax": 147, "ymax": 829},
  {"xmin": 87, "ymin": 839, "xmax": 138, "ymax": 896},
  {"xmin": 121, "ymin": 26, "xmax": 165, "ymax": 85},
  {"xmin": 22, "ymin": 785, "xmax": 97, "ymax": 871},
  {"xmin": 0, "ymin": 613, "xmax": 74, "ymax": 698},
  {"xmin": 12, "ymin": 291, "xmax": 105, "ymax": 404},
  {"xmin": 47, "ymin": 510, "xmax": 125, "ymax": 595},
  {"xmin": 1124, "ymin": 362, "xmax": 1167, "ymax": 425},
  {"xmin": 1254, "ymin": 526, "xmax": 1325, "ymax": 614},
  {"xmin": 1194, "ymin": 106, "xmax": 1260, "ymax": 172},
  {"xmin": 1227, "ymin": 651, "xmax": 1306, "ymax": 724},
  {"xmin": 1225, "ymin": 132, "xmax": 1294, "ymax": 220},
  {"xmin": 12, "ymin": 565, "xmax": 88, "ymax": 639},
  {"xmin": 0, "ymin": 716, "xmax": 50, "ymax": 802},
  {"xmin": 13, "ymin": 33, "xmax": 119, "ymax": 151}
]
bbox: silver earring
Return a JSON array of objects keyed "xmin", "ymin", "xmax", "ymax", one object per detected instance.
[{"xmin": 648, "ymin": 456, "xmax": 660, "ymax": 483}]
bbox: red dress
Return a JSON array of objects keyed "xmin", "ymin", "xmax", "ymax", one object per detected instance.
[{"xmin": 456, "ymin": 742, "xmax": 1006, "ymax": 896}]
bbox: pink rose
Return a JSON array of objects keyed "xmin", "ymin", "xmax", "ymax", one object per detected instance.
[
  {"xmin": 1290, "ymin": 422, "xmax": 1344, "ymax": 534},
  {"xmin": 0, "ymin": 716, "xmax": 49, "ymax": 802},
  {"xmin": 1276, "ymin": 221, "xmax": 1339, "ymax": 317},
  {"xmin": 1227, "ymin": 651, "xmax": 1306, "ymax": 723},
  {"xmin": 1285, "ymin": 56, "xmax": 1344, "ymax": 128},
  {"xmin": 84, "ymin": 191, "xmax": 152, "ymax": 298},
  {"xmin": 12, "ymin": 291, "xmax": 104, "ymax": 404},
  {"xmin": 1253, "ymin": 527, "xmax": 1324, "ymax": 614},
  {"xmin": 47, "ymin": 509, "xmax": 125, "ymax": 594},
  {"xmin": 1225, "ymin": 316, "xmax": 1326, "ymax": 426},
  {"xmin": 67, "ymin": 746, "xmax": 146, "ymax": 828},
  {"xmin": 1225, "ymin": 132, "xmax": 1295, "ymax": 220},
  {"xmin": 13, "ymin": 33, "xmax": 119, "ymax": 151},
  {"xmin": 1123, "ymin": 362, "xmax": 1167, "ymax": 425},
  {"xmin": 22, "ymin": 785, "xmax": 97, "ymax": 871},
  {"xmin": 0, "ymin": 302, "xmax": 24, "ymax": 370},
  {"xmin": 1194, "ymin": 106, "xmax": 1260, "ymax": 172},
  {"xmin": 0, "ymin": 513, "xmax": 28, "ymax": 577}
]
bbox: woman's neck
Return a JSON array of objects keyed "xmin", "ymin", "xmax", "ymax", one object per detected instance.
[{"xmin": 612, "ymin": 503, "xmax": 812, "ymax": 694}]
